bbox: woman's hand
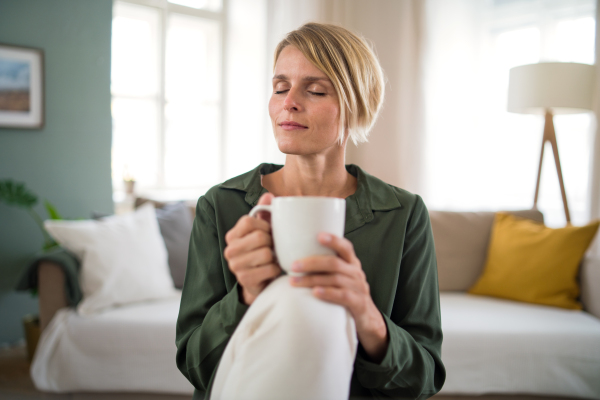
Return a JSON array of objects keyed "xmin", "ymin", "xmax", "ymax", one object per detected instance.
[
  {"xmin": 289, "ymin": 233, "xmax": 389, "ymax": 363},
  {"xmin": 224, "ymin": 193, "xmax": 282, "ymax": 306}
]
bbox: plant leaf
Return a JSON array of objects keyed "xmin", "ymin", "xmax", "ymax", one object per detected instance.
[
  {"xmin": 44, "ymin": 200, "xmax": 63, "ymax": 220},
  {"xmin": 0, "ymin": 180, "xmax": 38, "ymax": 208},
  {"xmin": 43, "ymin": 240, "xmax": 59, "ymax": 251}
]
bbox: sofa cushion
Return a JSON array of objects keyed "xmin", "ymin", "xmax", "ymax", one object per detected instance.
[
  {"xmin": 44, "ymin": 203, "xmax": 179, "ymax": 315},
  {"xmin": 468, "ymin": 213, "xmax": 599, "ymax": 309},
  {"xmin": 430, "ymin": 209, "xmax": 544, "ymax": 292},
  {"xmin": 98, "ymin": 198, "xmax": 195, "ymax": 288},
  {"xmin": 439, "ymin": 293, "xmax": 600, "ymax": 398},
  {"xmin": 155, "ymin": 201, "xmax": 193, "ymax": 288}
]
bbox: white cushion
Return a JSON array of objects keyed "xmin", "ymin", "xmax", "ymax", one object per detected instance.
[
  {"xmin": 440, "ymin": 292, "xmax": 600, "ymax": 398},
  {"xmin": 44, "ymin": 203, "xmax": 178, "ymax": 315}
]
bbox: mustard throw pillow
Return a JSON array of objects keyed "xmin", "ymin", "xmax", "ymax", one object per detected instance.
[{"xmin": 468, "ymin": 212, "xmax": 599, "ymax": 309}]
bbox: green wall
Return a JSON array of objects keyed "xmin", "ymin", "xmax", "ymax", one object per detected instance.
[{"xmin": 0, "ymin": 0, "xmax": 114, "ymax": 345}]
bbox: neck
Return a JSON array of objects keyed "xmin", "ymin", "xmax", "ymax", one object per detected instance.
[{"xmin": 263, "ymin": 146, "xmax": 357, "ymax": 198}]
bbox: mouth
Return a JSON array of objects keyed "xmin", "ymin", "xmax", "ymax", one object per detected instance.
[{"xmin": 279, "ymin": 120, "xmax": 308, "ymax": 131}]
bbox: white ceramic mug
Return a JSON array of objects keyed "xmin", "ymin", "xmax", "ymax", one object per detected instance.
[{"xmin": 249, "ymin": 196, "xmax": 346, "ymax": 276}]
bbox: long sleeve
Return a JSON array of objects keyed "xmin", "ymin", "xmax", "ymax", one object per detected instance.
[
  {"xmin": 353, "ymin": 195, "xmax": 446, "ymax": 399},
  {"xmin": 175, "ymin": 196, "xmax": 249, "ymax": 393}
]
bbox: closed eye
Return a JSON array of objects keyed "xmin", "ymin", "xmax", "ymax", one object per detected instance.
[
  {"xmin": 309, "ymin": 92, "xmax": 325, "ymax": 96},
  {"xmin": 274, "ymin": 90, "xmax": 289, "ymax": 94}
]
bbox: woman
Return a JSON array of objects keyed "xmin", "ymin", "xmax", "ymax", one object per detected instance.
[{"xmin": 176, "ymin": 22, "xmax": 445, "ymax": 400}]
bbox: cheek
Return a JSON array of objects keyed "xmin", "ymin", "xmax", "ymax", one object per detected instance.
[
  {"xmin": 268, "ymin": 96, "xmax": 279, "ymax": 123},
  {"xmin": 320, "ymin": 104, "xmax": 340, "ymax": 133}
]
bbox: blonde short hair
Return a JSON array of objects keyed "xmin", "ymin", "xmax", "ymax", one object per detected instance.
[{"xmin": 274, "ymin": 22, "xmax": 385, "ymax": 145}]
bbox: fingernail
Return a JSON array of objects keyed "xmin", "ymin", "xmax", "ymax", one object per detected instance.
[
  {"xmin": 290, "ymin": 276, "xmax": 301, "ymax": 284},
  {"xmin": 291, "ymin": 261, "xmax": 303, "ymax": 272},
  {"xmin": 314, "ymin": 287, "xmax": 324, "ymax": 295},
  {"xmin": 320, "ymin": 233, "xmax": 332, "ymax": 242}
]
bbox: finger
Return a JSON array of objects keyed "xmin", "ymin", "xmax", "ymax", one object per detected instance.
[
  {"xmin": 224, "ymin": 230, "xmax": 273, "ymax": 260},
  {"xmin": 228, "ymin": 247, "xmax": 275, "ymax": 273},
  {"xmin": 255, "ymin": 193, "xmax": 275, "ymax": 223},
  {"xmin": 290, "ymin": 272, "xmax": 363, "ymax": 292},
  {"xmin": 317, "ymin": 233, "xmax": 358, "ymax": 264},
  {"xmin": 312, "ymin": 286, "xmax": 360, "ymax": 310},
  {"xmin": 291, "ymin": 255, "xmax": 355, "ymax": 277},
  {"xmin": 225, "ymin": 215, "xmax": 271, "ymax": 244},
  {"xmin": 237, "ymin": 263, "xmax": 282, "ymax": 288}
]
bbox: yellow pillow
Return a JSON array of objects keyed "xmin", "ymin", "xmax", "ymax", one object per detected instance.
[{"xmin": 468, "ymin": 212, "xmax": 599, "ymax": 310}]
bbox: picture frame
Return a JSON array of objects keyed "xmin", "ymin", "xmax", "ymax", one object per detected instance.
[{"xmin": 0, "ymin": 43, "xmax": 44, "ymax": 129}]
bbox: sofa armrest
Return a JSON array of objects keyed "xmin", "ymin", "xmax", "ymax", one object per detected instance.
[
  {"xmin": 38, "ymin": 261, "xmax": 69, "ymax": 331},
  {"xmin": 581, "ymin": 257, "xmax": 600, "ymax": 319}
]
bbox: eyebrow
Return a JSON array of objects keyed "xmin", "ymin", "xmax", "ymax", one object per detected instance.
[{"xmin": 272, "ymin": 74, "xmax": 330, "ymax": 83}]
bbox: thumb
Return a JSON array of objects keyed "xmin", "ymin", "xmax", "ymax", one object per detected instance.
[{"xmin": 255, "ymin": 193, "xmax": 274, "ymax": 223}]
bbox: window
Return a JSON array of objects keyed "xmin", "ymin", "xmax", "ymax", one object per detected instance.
[
  {"xmin": 423, "ymin": 0, "xmax": 596, "ymax": 227},
  {"xmin": 111, "ymin": 0, "xmax": 224, "ymax": 201}
]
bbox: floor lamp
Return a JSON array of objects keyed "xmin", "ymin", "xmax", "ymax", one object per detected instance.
[{"xmin": 507, "ymin": 62, "xmax": 595, "ymax": 224}]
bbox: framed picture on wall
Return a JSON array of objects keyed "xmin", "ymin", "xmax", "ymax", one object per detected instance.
[{"xmin": 0, "ymin": 43, "xmax": 44, "ymax": 129}]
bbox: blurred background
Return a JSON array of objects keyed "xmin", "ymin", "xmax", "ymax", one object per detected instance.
[{"xmin": 1, "ymin": 0, "xmax": 598, "ymax": 348}]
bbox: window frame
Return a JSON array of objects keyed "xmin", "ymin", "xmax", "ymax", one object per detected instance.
[{"xmin": 111, "ymin": 0, "xmax": 228, "ymax": 200}]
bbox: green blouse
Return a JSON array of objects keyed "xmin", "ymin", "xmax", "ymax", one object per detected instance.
[{"xmin": 175, "ymin": 163, "xmax": 445, "ymax": 400}]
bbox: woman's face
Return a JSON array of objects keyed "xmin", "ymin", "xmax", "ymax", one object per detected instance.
[{"xmin": 269, "ymin": 45, "xmax": 342, "ymax": 156}]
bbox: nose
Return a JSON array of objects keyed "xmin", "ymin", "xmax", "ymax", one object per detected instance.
[{"xmin": 282, "ymin": 88, "xmax": 301, "ymax": 112}]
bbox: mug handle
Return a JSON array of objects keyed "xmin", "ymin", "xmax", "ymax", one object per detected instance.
[{"xmin": 249, "ymin": 204, "xmax": 271, "ymax": 218}]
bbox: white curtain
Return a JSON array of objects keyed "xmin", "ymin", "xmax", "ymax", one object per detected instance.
[{"xmin": 341, "ymin": 0, "xmax": 427, "ymax": 195}]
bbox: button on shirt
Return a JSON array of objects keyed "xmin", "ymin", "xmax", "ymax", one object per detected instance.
[{"xmin": 175, "ymin": 163, "xmax": 446, "ymax": 399}]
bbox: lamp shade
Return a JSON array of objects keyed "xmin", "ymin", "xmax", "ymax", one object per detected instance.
[{"xmin": 507, "ymin": 62, "xmax": 595, "ymax": 115}]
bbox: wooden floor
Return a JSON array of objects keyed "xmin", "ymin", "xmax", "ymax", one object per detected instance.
[
  {"xmin": 0, "ymin": 345, "xmax": 192, "ymax": 400},
  {"xmin": 0, "ymin": 344, "xmax": 584, "ymax": 400}
]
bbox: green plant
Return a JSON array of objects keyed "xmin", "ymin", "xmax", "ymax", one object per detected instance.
[{"xmin": 0, "ymin": 179, "xmax": 63, "ymax": 251}]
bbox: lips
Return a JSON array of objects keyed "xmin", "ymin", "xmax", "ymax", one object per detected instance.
[{"xmin": 280, "ymin": 120, "xmax": 308, "ymax": 130}]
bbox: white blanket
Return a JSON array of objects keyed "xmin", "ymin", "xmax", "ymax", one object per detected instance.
[
  {"xmin": 439, "ymin": 292, "xmax": 600, "ymax": 399},
  {"xmin": 211, "ymin": 275, "xmax": 357, "ymax": 400},
  {"xmin": 31, "ymin": 294, "xmax": 194, "ymax": 394}
]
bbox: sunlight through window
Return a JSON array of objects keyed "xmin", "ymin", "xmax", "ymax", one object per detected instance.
[
  {"xmin": 111, "ymin": 0, "xmax": 223, "ymax": 200},
  {"xmin": 424, "ymin": 0, "xmax": 596, "ymax": 227}
]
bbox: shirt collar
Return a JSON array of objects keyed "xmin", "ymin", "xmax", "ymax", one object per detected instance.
[{"xmin": 219, "ymin": 163, "xmax": 402, "ymax": 233}]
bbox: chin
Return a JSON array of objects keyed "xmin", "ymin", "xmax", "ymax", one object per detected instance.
[
  {"xmin": 276, "ymin": 141, "xmax": 311, "ymax": 155},
  {"xmin": 277, "ymin": 140, "xmax": 341, "ymax": 157},
  {"xmin": 274, "ymin": 129, "xmax": 340, "ymax": 156},
  {"xmin": 274, "ymin": 132, "xmax": 310, "ymax": 155}
]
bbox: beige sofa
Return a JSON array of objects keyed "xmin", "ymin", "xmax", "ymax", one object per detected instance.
[
  {"xmin": 34, "ymin": 208, "xmax": 600, "ymax": 399},
  {"xmin": 429, "ymin": 210, "xmax": 600, "ymax": 399}
]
